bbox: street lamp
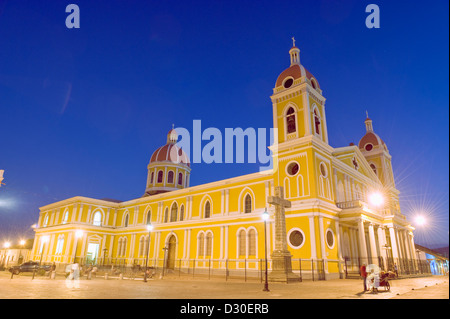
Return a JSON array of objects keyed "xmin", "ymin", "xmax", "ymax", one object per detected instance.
[
  {"xmin": 414, "ymin": 215, "xmax": 426, "ymax": 226},
  {"xmin": 143, "ymin": 223, "xmax": 153, "ymax": 283},
  {"xmin": 262, "ymin": 208, "xmax": 270, "ymax": 292},
  {"xmin": 73, "ymin": 230, "xmax": 84, "ymax": 264}
]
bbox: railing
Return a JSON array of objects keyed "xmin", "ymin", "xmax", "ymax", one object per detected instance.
[
  {"xmin": 336, "ymin": 200, "xmax": 365, "ymax": 209},
  {"xmin": 343, "ymin": 256, "xmax": 432, "ymax": 278},
  {"xmin": 52, "ymin": 257, "xmax": 339, "ymax": 282}
]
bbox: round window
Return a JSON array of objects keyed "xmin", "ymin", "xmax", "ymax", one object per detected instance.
[
  {"xmin": 326, "ymin": 229, "xmax": 334, "ymax": 249},
  {"xmin": 289, "ymin": 230, "xmax": 304, "ymax": 248},
  {"xmin": 286, "ymin": 162, "xmax": 299, "ymax": 176},
  {"xmin": 283, "ymin": 78, "xmax": 294, "ymax": 88},
  {"xmin": 365, "ymin": 144, "xmax": 373, "ymax": 151}
]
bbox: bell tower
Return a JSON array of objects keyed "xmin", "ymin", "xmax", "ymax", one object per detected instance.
[{"xmin": 270, "ymin": 39, "xmax": 328, "ymax": 146}]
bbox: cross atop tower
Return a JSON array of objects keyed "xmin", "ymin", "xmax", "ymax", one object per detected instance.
[{"xmin": 289, "ymin": 38, "xmax": 300, "ymax": 66}]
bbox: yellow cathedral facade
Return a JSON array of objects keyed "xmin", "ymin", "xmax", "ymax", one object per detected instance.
[{"xmin": 31, "ymin": 42, "xmax": 418, "ymax": 280}]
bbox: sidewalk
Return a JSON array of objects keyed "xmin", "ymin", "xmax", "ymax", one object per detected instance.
[{"xmin": 0, "ymin": 271, "xmax": 448, "ymax": 299}]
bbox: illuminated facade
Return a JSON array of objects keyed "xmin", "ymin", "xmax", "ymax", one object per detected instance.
[{"xmin": 31, "ymin": 43, "xmax": 417, "ymax": 279}]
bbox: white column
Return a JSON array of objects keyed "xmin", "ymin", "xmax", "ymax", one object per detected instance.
[
  {"xmin": 357, "ymin": 219, "xmax": 368, "ymax": 262},
  {"xmin": 309, "ymin": 216, "xmax": 317, "ymax": 259},
  {"xmin": 377, "ymin": 226, "xmax": 387, "ymax": 259},
  {"xmin": 388, "ymin": 226, "xmax": 399, "ymax": 259},
  {"xmin": 350, "ymin": 228, "xmax": 358, "ymax": 260},
  {"xmin": 368, "ymin": 223, "xmax": 378, "ymax": 261},
  {"xmin": 395, "ymin": 227, "xmax": 404, "ymax": 260},
  {"xmin": 318, "ymin": 216, "xmax": 326, "ymax": 260},
  {"xmin": 401, "ymin": 230, "xmax": 411, "ymax": 260},
  {"xmin": 336, "ymin": 221, "xmax": 343, "ymax": 261}
]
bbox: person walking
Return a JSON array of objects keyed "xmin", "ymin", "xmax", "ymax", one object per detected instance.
[{"xmin": 360, "ymin": 263, "xmax": 368, "ymax": 291}]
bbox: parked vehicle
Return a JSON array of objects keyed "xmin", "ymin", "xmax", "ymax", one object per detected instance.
[{"xmin": 8, "ymin": 261, "xmax": 51, "ymax": 275}]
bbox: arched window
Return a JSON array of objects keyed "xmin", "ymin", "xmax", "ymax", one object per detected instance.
[
  {"xmin": 124, "ymin": 214, "xmax": 129, "ymax": 227},
  {"xmin": 204, "ymin": 201, "xmax": 211, "ymax": 218},
  {"xmin": 205, "ymin": 233, "xmax": 212, "ymax": 257},
  {"xmin": 62, "ymin": 211, "xmax": 69, "ymax": 224},
  {"xmin": 146, "ymin": 210, "xmax": 151, "ymax": 224},
  {"xmin": 164, "ymin": 208, "xmax": 169, "ymax": 223},
  {"xmin": 93, "ymin": 211, "xmax": 102, "ymax": 226},
  {"xmin": 370, "ymin": 163, "xmax": 377, "ymax": 176},
  {"xmin": 248, "ymin": 229, "xmax": 256, "ymax": 256},
  {"xmin": 55, "ymin": 235, "xmax": 64, "ymax": 255},
  {"xmin": 118, "ymin": 237, "xmax": 127, "ymax": 257},
  {"xmin": 150, "ymin": 172, "xmax": 154, "ymax": 184},
  {"xmin": 238, "ymin": 229, "xmax": 246, "ymax": 257},
  {"xmin": 286, "ymin": 107, "xmax": 296, "ymax": 134},
  {"xmin": 43, "ymin": 215, "xmax": 49, "ymax": 227},
  {"xmin": 178, "ymin": 172, "xmax": 183, "ymax": 185},
  {"xmin": 122, "ymin": 238, "xmax": 127, "ymax": 257},
  {"xmin": 157, "ymin": 170, "xmax": 163, "ymax": 183},
  {"xmin": 314, "ymin": 109, "xmax": 321, "ymax": 135},
  {"xmin": 198, "ymin": 233, "xmax": 205, "ymax": 257},
  {"xmin": 170, "ymin": 203, "xmax": 178, "ymax": 222},
  {"xmin": 244, "ymin": 194, "xmax": 252, "ymax": 213},
  {"xmin": 118, "ymin": 238, "xmax": 123, "ymax": 257},
  {"xmin": 167, "ymin": 171, "xmax": 174, "ymax": 184},
  {"xmin": 139, "ymin": 237, "xmax": 144, "ymax": 257},
  {"xmin": 179, "ymin": 205, "xmax": 184, "ymax": 221}
]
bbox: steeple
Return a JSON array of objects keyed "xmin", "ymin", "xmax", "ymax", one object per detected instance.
[
  {"xmin": 167, "ymin": 124, "xmax": 178, "ymax": 144},
  {"xmin": 289, "ymin": 37, "xmax": 300, "ymax": 66},
  {"xmin": 364, "ymin": 111, "xmax": 373, "ymax": 132}
]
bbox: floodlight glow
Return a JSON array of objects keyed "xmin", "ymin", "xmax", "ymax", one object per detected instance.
[
  {"xmin": 19, "ymin": 240, "xmax": 26, "ymax": 246},
  {"xmin": 75, "ymin": 230, "xmax": 84, "ymax": 238},
  {"xmin": 146, "ymin": 223, "xmax": 153, "ymax": 232},
  {"xmin": 4, "ymin": 242, "xmax": 11, "ymax": 248},
  {"xmin": 368, "ymin": 192, "xmax": 384, "ymax": 207},
  {"xmin": 415, "ymin": 215, "xmax": 426, "ymax": 226},
  {"xmin": 262, "ymin": 210, "xmax": 269, "ymax": 221}
]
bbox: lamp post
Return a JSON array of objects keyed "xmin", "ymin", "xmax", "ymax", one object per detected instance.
[
  {"xmin": 73, "ymin": 230, "xmax": 84, "ymax": 264},
  {"xmin": 143, "ymin": 223, "xmax": 153, "ymax": 283},
  {"xmin": 262, "ymin": 208, "xmax": 270, "ymax": 292}
]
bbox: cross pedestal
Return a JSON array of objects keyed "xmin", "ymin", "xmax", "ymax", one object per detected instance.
[{"xmin": 267, "ymin": 186, "xmax": 299, "ymax": 282}]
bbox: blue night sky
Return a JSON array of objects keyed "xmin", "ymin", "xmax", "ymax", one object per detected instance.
[{"xmin": 0, "ymin": 0, "xmax": 448, "ymax": 248}]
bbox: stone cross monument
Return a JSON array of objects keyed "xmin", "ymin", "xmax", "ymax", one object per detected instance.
[{"xmin": 267, "ymin": 186, "xmax": 299, "ymax": 282}]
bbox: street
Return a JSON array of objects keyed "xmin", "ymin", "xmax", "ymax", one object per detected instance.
[{"xmin": 0, "ymin": 271, "xmax": 447, "ymax": 300}]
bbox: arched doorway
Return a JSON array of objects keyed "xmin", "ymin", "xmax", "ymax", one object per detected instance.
[{"xmin": 166, "ymin": 235, "xmax": 177, "ymax": 270}]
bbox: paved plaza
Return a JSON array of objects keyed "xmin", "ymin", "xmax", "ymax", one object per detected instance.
[{"xmin": 0, "ymin": 271, "xmax": 448, "ymax": 300}]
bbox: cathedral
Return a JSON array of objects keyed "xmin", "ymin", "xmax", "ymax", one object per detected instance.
[{"xmin": 31, "ymin": 41, "xmax": 417, "ymax": 280}]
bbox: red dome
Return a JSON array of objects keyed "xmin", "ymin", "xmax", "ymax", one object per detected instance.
[
  {"xmin": 358, "ymin": 132, "xmax": 387, "ymax": 151},
  {"xmin": 150, "ymin": 143, "xmax": 190, "ymax": 167},
  {"xmin": 275, "ymin": 64, "xmax": 319, "ymax": 88}
]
